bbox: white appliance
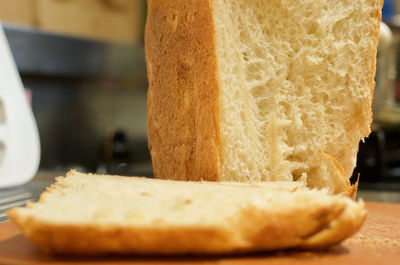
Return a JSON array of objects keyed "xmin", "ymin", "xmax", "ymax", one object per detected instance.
[{"xmin": 0, "ymin": 24, "xmax": 40, "ymax": 187}]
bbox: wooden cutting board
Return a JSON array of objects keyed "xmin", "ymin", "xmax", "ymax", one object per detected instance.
[{"xmin": 0, "ymin": 201, "xmax": 399, "ymax": 265}]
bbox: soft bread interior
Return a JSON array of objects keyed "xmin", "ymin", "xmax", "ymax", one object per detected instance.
[
  {"xmin": 16, "ymin": 172, "xmax": 306, "ymax": 225},
  {"xmin": 213, "ymin": 0, "xmax": 379, "ymax": 192}
]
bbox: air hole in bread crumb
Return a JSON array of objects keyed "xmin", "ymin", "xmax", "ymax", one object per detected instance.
[
  {"xmin": 292, "ymin": 172, "xmax": 303, "ymax": 181},
  {"xmin": 242, "ymin": 52, "xmax": 249, "ymax": 61}
]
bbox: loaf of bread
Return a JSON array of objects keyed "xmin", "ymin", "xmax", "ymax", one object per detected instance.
[
  {"xmin": 145, "ymin": 0, "xmax": 382, "ymax": 196},
  {"xmin": 8, "ymin": 171, "xmax": 366, "ymax": 255}
]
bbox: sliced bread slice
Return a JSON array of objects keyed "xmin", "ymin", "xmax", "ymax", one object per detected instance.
[{"xmin": 8, "ymin": 171, "xmax": 366, "ymax": 255}]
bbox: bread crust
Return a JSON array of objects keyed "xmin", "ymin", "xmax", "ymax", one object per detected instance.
[{"xmin": 145, "ymin": 0, "xmax": 220, "ymax": 181}]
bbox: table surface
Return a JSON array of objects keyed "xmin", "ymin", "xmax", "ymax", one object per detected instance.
[{"xmin": 0, "ymin": 201, "xmax": 399, "ymax": 265}]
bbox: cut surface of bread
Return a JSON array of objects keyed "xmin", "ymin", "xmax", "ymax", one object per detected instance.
[
  {"xmin": 8, "ymin": 171, "xmax": 367, "ymax": 255},
  {"xmin": 145, "ymin": 0, "xmax": 382, "ymax": 195}
]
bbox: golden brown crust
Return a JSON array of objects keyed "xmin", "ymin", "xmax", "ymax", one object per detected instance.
[
  {"xmin": 302, "ymin": 200, "xmax": 368, "ymax": 248},
  {"xmin": 8, "ymin": 204, "xmax": 366, "ymax": 255},
  {"xmin": 7, "ymin": 210, "xmax": 237, "ymax": 255},
  {"xmin": 145, "ymin": 0, "xmax": 220, "ymax": 181}
]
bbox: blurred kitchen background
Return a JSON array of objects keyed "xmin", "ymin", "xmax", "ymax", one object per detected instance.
[
  {"xmin": 0, "ymin": 0, "xmax": 399, "ymax": 214},
  {"xmin": 1, "ymin": 0, "xmax": 151, "ymax": 178}
]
